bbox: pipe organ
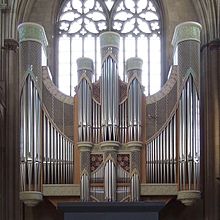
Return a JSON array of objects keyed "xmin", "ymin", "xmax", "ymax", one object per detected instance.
[{"xmin": 18, "ymin": 22, "xmax": 202, "ymax": 207}]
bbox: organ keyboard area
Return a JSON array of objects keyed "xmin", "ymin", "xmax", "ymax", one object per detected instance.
[{"xmin": 18, "ymin": 21, "xmax": 202, "ymax": 207}]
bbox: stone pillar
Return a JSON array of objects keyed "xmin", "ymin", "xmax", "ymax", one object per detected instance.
[
  {"xmin": 201, "ymin": 40, "xmax": 220, "ymax": 220},
  {"xmin": 3, "ymin": 38, "xmax": 21, "ymax": 219}
]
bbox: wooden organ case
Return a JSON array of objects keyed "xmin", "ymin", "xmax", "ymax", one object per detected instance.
[
  {"xmin": 17, "ymin": 21, "xmax": 202, "ymax": 219},
  {"xmin": 77, "ymin": 32, "xmax": 145, "ymax": 202}
]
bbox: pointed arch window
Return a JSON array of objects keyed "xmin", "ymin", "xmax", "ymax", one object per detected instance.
[{"xmin": 57, "ymin": 0, "xmax": 162, "ymax": 96}]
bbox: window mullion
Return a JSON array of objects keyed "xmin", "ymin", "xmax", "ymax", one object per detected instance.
[
  {"xmin": 123, "ymin": 37, "xmax": 125, "ymax": 81},
  {"xmin": 135, "ymin": 37, "xmax": 137, "ymax": 57},
  {"xmin": 95, "ymin": 36, "xmax": 97, "ymax": 81},
  {"xmin": 70, "ymin": 37, "xmax": 72, "ymax": 96},
  {"xmin": 82, "ymin": 36, "xmax": 85, "ymax": 57},
  {"xmin": 147, "ymin": 37, "xmax": 150, "ymax": 96}
]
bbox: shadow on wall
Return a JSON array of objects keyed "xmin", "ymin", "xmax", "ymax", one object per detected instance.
[{"xmin": 160, "ymin": 199, "xmax": 203, "ymax": 220}]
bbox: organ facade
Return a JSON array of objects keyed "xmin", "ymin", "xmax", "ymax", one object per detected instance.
[{"xmin": 18, "ymin": 21, "xmax": 202, "ymax": 208}]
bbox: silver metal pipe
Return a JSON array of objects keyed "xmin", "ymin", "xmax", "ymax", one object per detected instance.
[
  {"xmin": 20, "ymin": 162, "xmax": 26, "ymax": 191},
  {"xmin": 170, "ymin": 120, "xmax": 173, "ymax": 183},
  {"xmin": 92, "ymin": 100, "xmax": 95, "ymax": 142},
  {"xmin": 186, "ymin": 79, "xmax": 192, "ymax": 190},
  {"xmin": 51, "ymin": 126, "xmax": 54, "ymax": 184},
  {"xmin": 182, "ymin": 88, "xmax": 186, "ymax": 189},
  {"xmin": 150, "ymin": 142, "xmax": 153, "ymax": 183},
  {"xmin": 156, "ymin": 138, "xmax": 158, "ymax": 183},
  {"xmin": 196, "ymin": 97, "xmax": 199, "ymax": 188},
  {"xmin": 60, "ymin": 134, "xmax": 63, "ymax": 184},
  {"xmin": 68, "ymin": 142, "xmax": 71, "ymax": 183},
  {"xmin": 147, "ymin": 144, "xmax": 150, "ymax": 182},
  {"xmin": 173, "ymin": 114, "xmax": 177, "ymax": 183},
  {"xmin": 33, "ymin": 87, "xmax": 37, "ymax": 190},
  {"xmin": 152, "ymin": 140, "xmax": 155, "ymax": 183},
  {"xmin": 131, "ymin": 84, "xmax": 133, "ymax": 141},
  {"xmin": 33, "ymin": 86, "xmax": 37, "ymax": 164},
  {"xmin": 22, "ymin": 83, "xmax": 27, "ymax": 162},
  {"xmin": 104, "ymin": 161, "xmax": 108, "ymax": 200},
  {"xmin": 179, "ymin": 98, "xmax": 183, "ymax": 189},
  {"xmin": 27, "ymin": 76, "xmax": 33, "ymax": 161},
  {"xmin": 54, "ymin": 129, "xmax": 57, "ymax": 184},
  {"xmin": 161, "ymin": 133, "xmax": 164, "ymax": 183},
  {"xmin": 124, "ymin": 102, "xmax": 126, "ymax": 143},
  {"xmin": 27, "ymin": 161, "xmax": 33, "ymax": 191},
  {"xmin": 78, "ymin": 83, "xmax": 82, "ymax": 141}
]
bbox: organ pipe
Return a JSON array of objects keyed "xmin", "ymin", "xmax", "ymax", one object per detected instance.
[
  {"xmin": 146, "ymin": 114, "xmax": 177, "ymax": 184},
  {"xmin": 20, "ymin": 75, "xmax": 42, "ymax": 192},
  {"xmin": 100, "ymin": 32, "xmax": 120, "ymax": 141},
  {"xmin": 104, "ymin": 159, "xmax": 116, "ymax": 201},
  {"xmin": 126, "ymin": 57, "xmax": 143, "ymax": 142},
  {"xmin": 42, "ymin": 111, "xmax": 74, "ymax": 185},
  {"xmin": 131, "ymin": 172, "xmax": 139, "ymax": 202},
  {"xmin": 178, "ymin": 76, "xmax": 200, "ymax": 191},
  {"xmin": 77, "ymin": 57, "xmax": 93, "ymax": 142}
]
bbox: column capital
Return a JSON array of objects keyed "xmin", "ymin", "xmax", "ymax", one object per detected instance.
[
  {"xmin": 100, "ymin": 31, "xmax": 120, "ymax": 49},
  {"xmin": 77, "ymin": 57, "xmax": 94, "ymax": 81},
  {"xmin": 77, "ymin": 142, "xmax": 93, "ymax": 152},
  {"xmin": 100, "ymin": 141, "xmax": 120, "ymax": 152},
  {"xmin": 20, "ymin": 191, "xmax": 43, "ymax": 207},
  {"xmin": 17, "ymin": 22, "xmax": 48, "ymax": 50},
  {"xmin": 4, "ymin": 39, "xmax": 19, "ymax": 52},
  {"xmin": 127, "ymin": 141, "xmax": 143, "ymax": 151},
  {"xmin": 172, "ymin": 22, "xmax": 202, "ymax": 49},
  {"xmin": 126, "ymin": 57, "xmax": 143, "ymax": 82}
]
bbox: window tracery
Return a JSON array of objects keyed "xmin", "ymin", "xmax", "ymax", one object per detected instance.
[{"xmin": 57, "ymin": 0, "xmax": 161, "ymax": 96}]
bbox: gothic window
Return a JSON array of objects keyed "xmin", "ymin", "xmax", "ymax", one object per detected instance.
[{"xmin": 57, "ymin": 0, "xmax": 161, "ymax": 96}]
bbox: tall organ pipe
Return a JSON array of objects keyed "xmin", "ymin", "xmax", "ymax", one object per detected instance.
[
  {"xmin": 126, "ymin": 57, "xmax": 143, "ymax": 142},
  {"xmin": 77, "ymin": 57, "xmax": 93, "ymax": 142},
  {"xmin": 100, "ymin": 32, "xmax": 120, "ymax": 141}
]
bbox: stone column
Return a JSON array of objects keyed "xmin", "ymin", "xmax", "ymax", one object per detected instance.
[
  {"xmin": 3, "ymin": 38, "xmax": 21, "ymax": 219},
  {"xmin": 201, "ymin": 40, "xmax": 220, "ymax": 220}
]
